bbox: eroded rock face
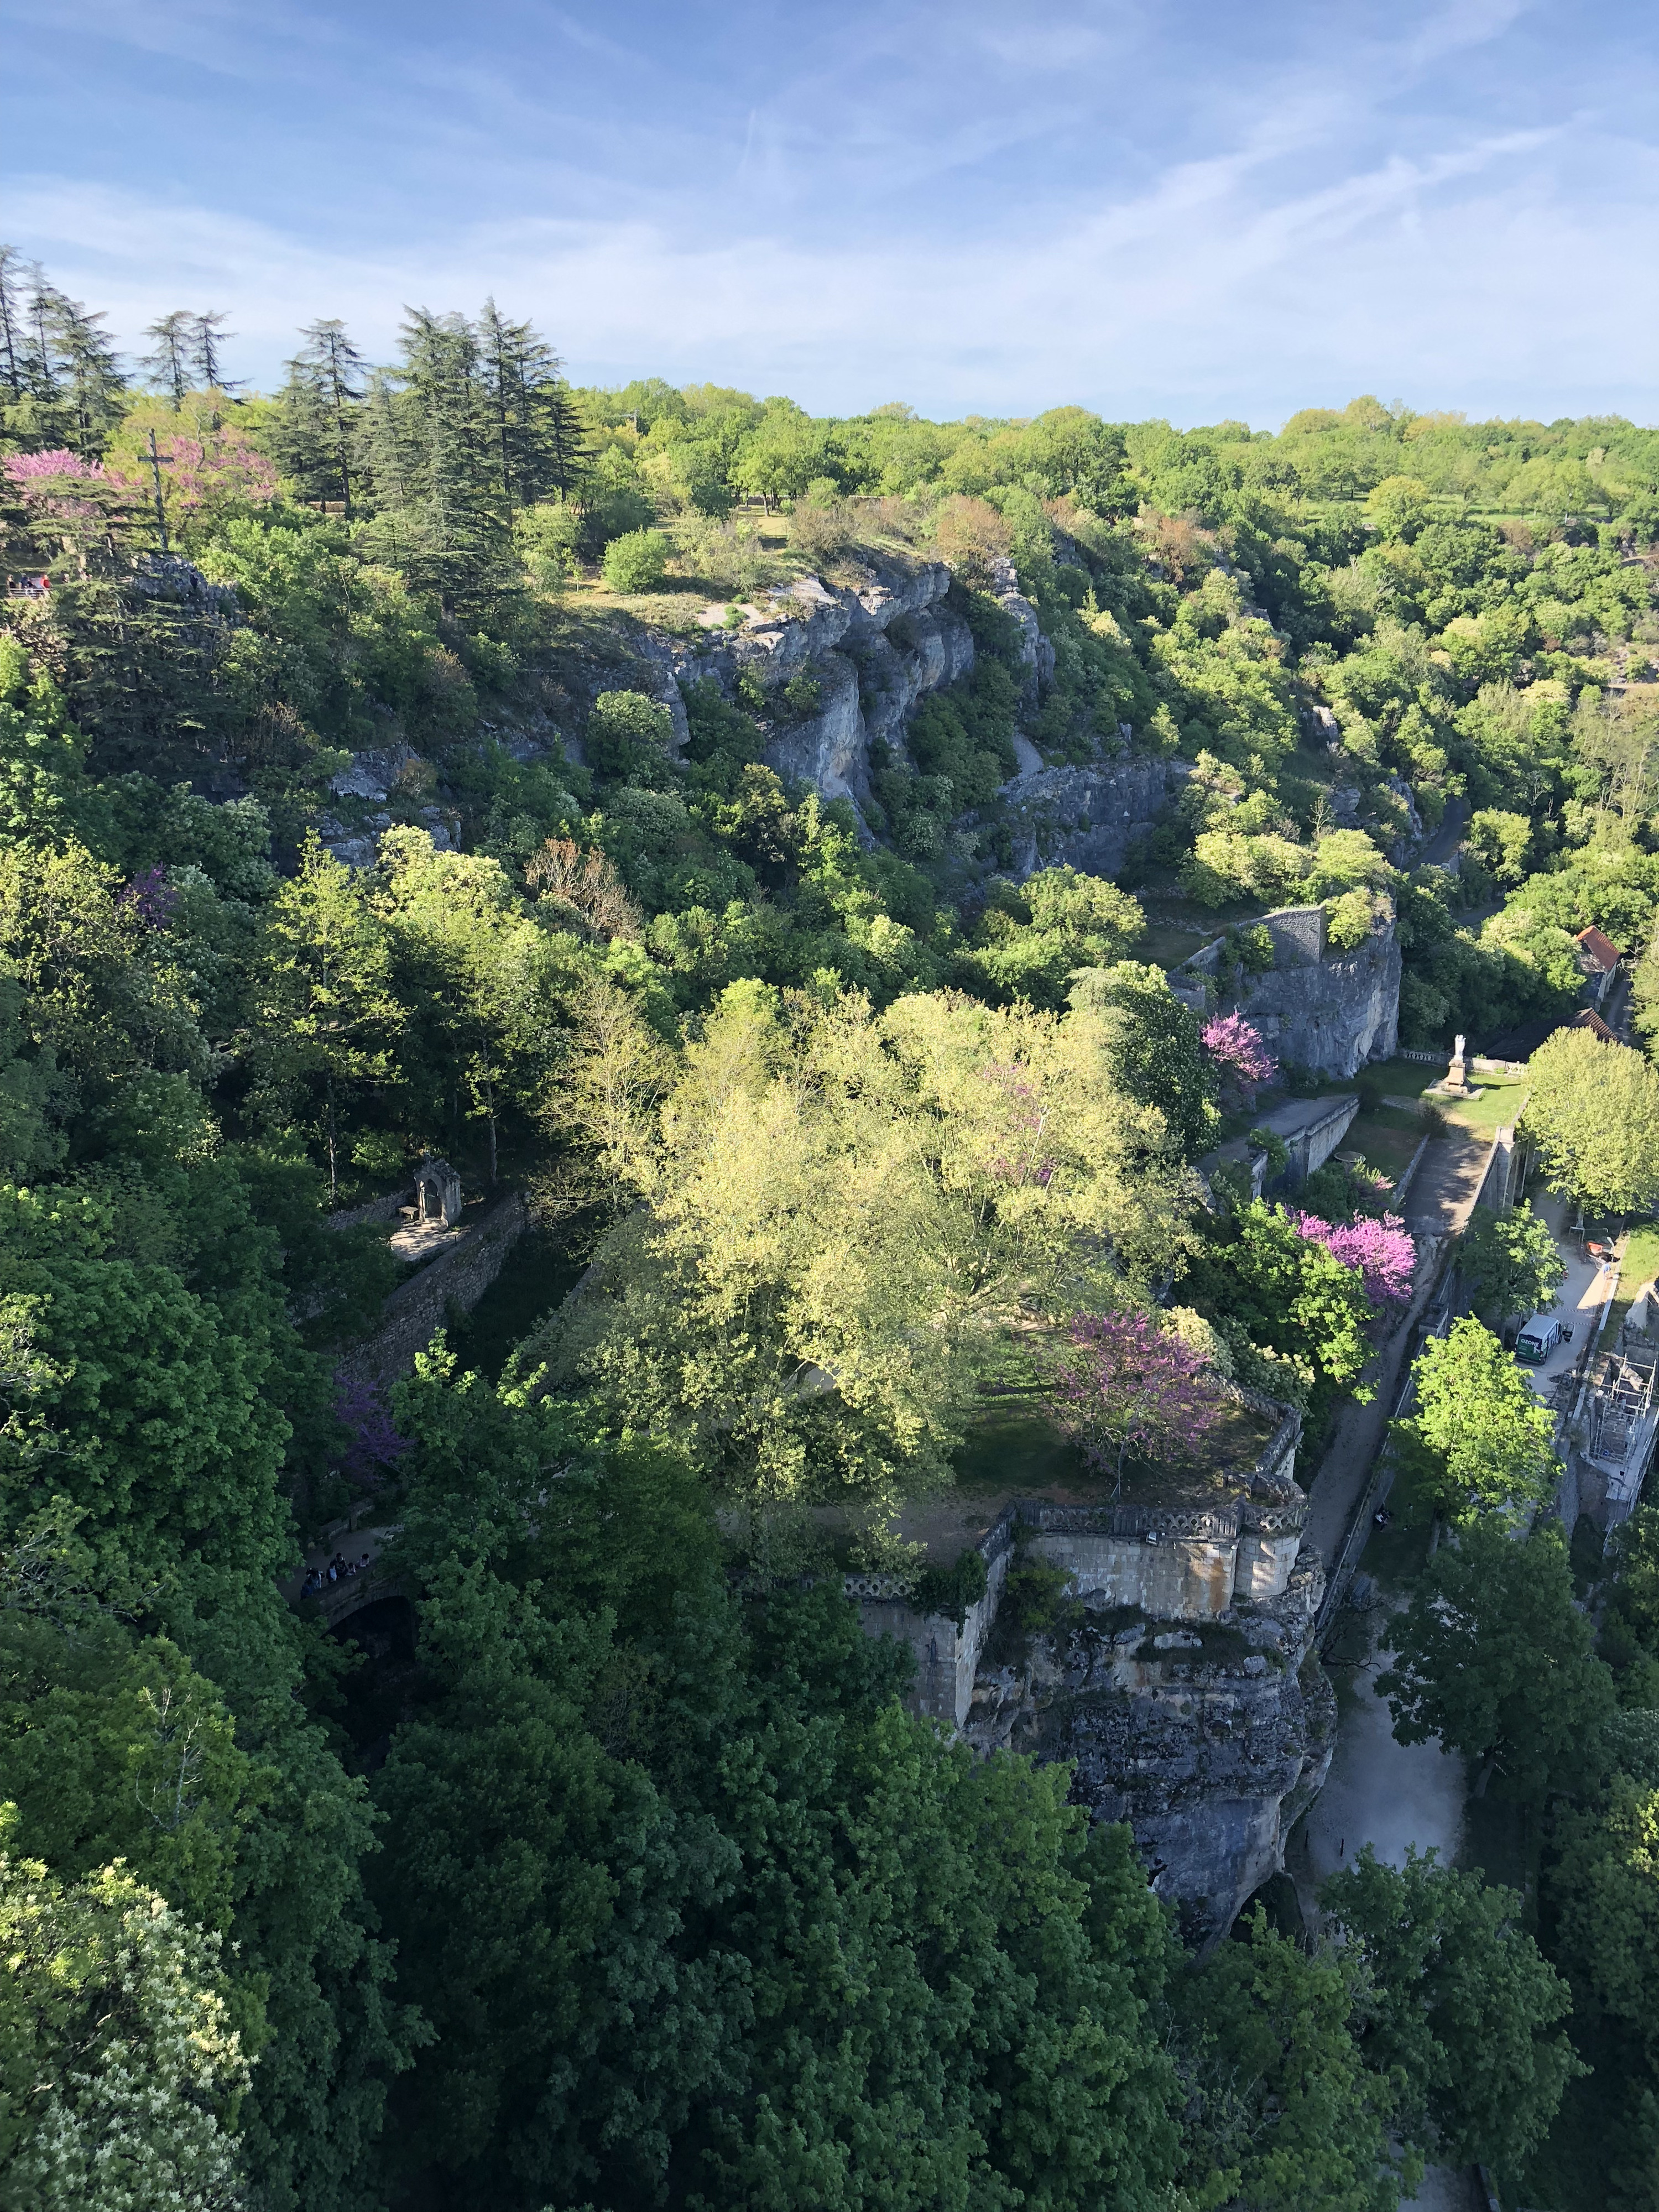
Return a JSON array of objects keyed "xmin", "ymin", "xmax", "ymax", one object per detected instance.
[
  {"xmin": 729, "ymin": 557, "xmax": 975, "ymax": 813},
  {"xmin": 1172, "ymin": 905, "xmax": 1402, "ymax": 1080},
  {"xmin": 1231, "ymin": 921, "xmax": 1401, "ymax": 1078},
  {"xmin": 997, "ymin": 755, "xmax": 1179, "ymax": 883},
  {"xmin": 963, "ymin": 1552, "xmax": 1334, "ymax": 1947}
]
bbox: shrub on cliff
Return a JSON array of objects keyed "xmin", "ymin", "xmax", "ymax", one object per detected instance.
[{"xmin": 601, "ymin": 526, "xmax": 670, "ymax": 593}]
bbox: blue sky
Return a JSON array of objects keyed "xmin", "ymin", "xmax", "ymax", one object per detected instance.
[{"xmin": 4, "ymin": 0, "xmax": 1656, "ymax": 424}]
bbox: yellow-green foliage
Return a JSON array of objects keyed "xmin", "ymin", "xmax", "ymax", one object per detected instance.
[{"xmin": 538, "ymin": 979, "xmax": 1199, "ymax": 1500}]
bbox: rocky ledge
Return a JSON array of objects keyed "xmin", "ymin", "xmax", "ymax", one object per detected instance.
[{"xmin": 963, "ymin": 1547, "xmax": 1334, "ymax": 1947}]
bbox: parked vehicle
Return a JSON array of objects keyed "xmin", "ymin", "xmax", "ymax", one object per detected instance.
[{"xmin": 1516, "ymin": 1312, "xmax": 1573, "ymax": 1365}]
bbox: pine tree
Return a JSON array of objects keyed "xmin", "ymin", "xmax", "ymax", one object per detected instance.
[
  {"xmin": 140, "ymin": 310, "xmax": 196, "ymax": 404},
  {"xmin": 189, "ymin": 309, "xmax": 236, "ymax": 391},
  {"xmin": 476, "ymin": 298, "xmax": 589, "ymax": 507},
  {"xmin": 356, "ymin": 369, "xmax": 415, "ymax": 566},
  {"xmin": 268, "ymin": 361, "xmax": 335, "ymax": 508},
  {"xmin": 541, "ymin": 378, "xmax": 591, "ymax": 498},
  {"xmin": 30, "ymin": 286, "xmax": 126, "ymax": 455},
  {"xmin": 295, "ymin": 317, "xmax": 365, "ymax": 516},
  {"xmin": 0, "ymin": 245, "xmax": 29, "ymax": 403},
  {"xmin": 395, "ymin": 307, "xmax": 497, "ymax": 610}
]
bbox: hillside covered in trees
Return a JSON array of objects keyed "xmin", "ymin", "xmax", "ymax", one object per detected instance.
[{"xmin": 3, "ymin": 259, "xmax": 1659, "ymax": 2211}]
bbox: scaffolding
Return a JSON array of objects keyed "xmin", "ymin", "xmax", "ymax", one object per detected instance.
[{"xmin": 1587, "ymin": 1345, "xmax": 1659, "ymax": 1522}]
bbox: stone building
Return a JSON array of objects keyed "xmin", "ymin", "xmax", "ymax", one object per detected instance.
[{"xmin": 1171, "ymin": 902, "xmax": 1400, "ymax": 1079}]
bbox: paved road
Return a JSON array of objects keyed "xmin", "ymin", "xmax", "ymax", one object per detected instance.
[
  {"xmin": 1419, "ymin": 796, "xmax": 1468, "ymax": 868},
  {"xmin": 1302, "ymin": 1603, "xmax": 1464, "ymax": 1894},
  {"xmin": 1518, "ymin": 1193, "xmax": 1613, "ymax": 1407}
]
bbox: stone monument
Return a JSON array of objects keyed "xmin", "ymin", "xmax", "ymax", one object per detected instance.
[
  {"xmin": 414, "ymin": 1154, "xmax": 463, "ymax": 1229},
  {"xmin": 1436, "ymin": 1033, "xmax": 1475, "ymax": 1099}
]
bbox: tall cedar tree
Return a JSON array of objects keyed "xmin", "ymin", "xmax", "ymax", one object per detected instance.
[{"xmin": 140, "ymin": 310, "xmax": 196, "ymax": 405}]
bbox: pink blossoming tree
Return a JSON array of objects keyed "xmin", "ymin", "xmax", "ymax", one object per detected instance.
[
  {"xmin": 1293, "ymin": 1211, "xmax": 1416, "ymax": 1305},
  {"xmin": 1049, "ymin": 1311, "xmax": 1228, "ymax": 1493},
  {"xmin": 4, "ymin": 451, "xmax": 104, "ymax": 480},
  {"xmin": 1202, "ymin": 1012, "xmax": 1277, "ymax": 1105}
]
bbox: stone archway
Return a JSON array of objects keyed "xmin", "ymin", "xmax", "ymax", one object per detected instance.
[{"xmin": 414, "ymin": 1155, "xmax": 462, "ymax": 1227}]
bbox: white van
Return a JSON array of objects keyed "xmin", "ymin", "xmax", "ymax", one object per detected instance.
[{"xmin": 1515, "ymin": 1313, "xmax": 1573, "ymax": 1366}]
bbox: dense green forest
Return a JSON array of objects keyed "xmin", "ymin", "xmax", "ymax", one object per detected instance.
[{"xmin": 3, "ymin": 257, "xmax": 1659, "ymax": 2210}]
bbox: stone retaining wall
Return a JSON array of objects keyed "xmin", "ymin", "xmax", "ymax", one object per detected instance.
[
  {"xmin": 335, "ymin": 1190, "xmax": 528, "ymax": 1389},
  {"xmin": 855, "ymin": 1401, "xmax": 1305, "ymax": 1727},
  {"xmin": 324, "ymin": 1186, "xmax": 414, "ymax": 1232}
]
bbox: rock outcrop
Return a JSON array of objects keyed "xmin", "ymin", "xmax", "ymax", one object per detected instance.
[
  {"xmin": 666, "ymin": 552, "xmax": 1073, "ymax": 824},
  {"xmin": 1171, "ymin": 904, "xmax": 1401, "ymax": 1079},
  {"xmin": 964, "ymin": 1550, "xmax": 1334, "ymax": 1945},
  {"xmin": 849, "ymin": 1392, "xmax": 1335, "ymax": 1943},
  {"xmin": 997, "ymin": 755, "xmax": 1179, "ymax": 883},
  {"xmin": 700, "ymin": 556, "xmax": 977, "ymax": 814}
]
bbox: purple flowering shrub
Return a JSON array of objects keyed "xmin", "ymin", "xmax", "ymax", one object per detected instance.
[
  {"xmin": 5, "ymin": 450, "xmax": 105, "ymax": 480},
  {"xmin": 1202, "ymin": 1013, "xmax": 1277, "ymax": 1104},
  {"xmin": 1292, "ymin": 1210, "xmax": 1416, "ymax": 1305},
  {"xmin": 334, "ymin": 1375, "xmax": 412, "ymax": 1488},
  {"xmin": 1049, "ymin": 1310, "xmax": 1228, "ymax": 1490},
  {"xmin": 118, "ymin": 867, "xmax": 180, "ymax": 929}
]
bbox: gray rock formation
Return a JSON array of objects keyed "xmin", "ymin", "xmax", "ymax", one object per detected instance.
[
  {"xmin": 997, "ymin": 755, "xmax": 1179, "ymax": 883},
  {"xmin": 741, "ymin": 559, "xmax": 975, "ymax": 812},
  {"xmin": 1172, "ymin": 904, "xmax": 1401, "ymax": 1078},
  {"xmin": 849, "ymin": 1392, "xmax": 1334, "ymax": 1943},
  {"xmin": 965, "ymin": 1553, "xmax": 1334, "ymax": 1944},
  {"xmin": 987, "ymin": 554, "xmax": 1056, "ymax": 707}
]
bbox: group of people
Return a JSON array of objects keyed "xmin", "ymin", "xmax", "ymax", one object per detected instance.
[{"xmin": 301, "ymin": 1551, "xmax": 373, "ymax": 1599}]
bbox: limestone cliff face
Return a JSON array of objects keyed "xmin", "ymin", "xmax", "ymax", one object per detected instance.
[
  {"xmin": 1172, "ymin": 904, "xmax": 1401, "ymax": 1079},
  {"xmin": 997, "ymin": 755, "xmax": 1179, "ymax": 884},
  {"xmin": 963, "ymin": 1552, "xmax": 1334, "ymax": 1945},
  {"xmin": 676, "ymin": 556, "xmax": 975, "ymax": 816},
  {"xmin": 852, "ymin": 1394, "xmax": 1334, "ymax": 1944}
]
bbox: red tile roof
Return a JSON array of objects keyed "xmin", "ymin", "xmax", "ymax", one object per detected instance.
[
  {"xmin": 1568, "ymin": 1008, "xmax": 1618, "ymax": 1041},
  {"xmin": 1575, "ymin": 926, "xmax": 1622, "ymax": 971}
]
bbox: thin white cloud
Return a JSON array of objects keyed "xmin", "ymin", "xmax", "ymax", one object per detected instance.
[{"xmin": 5, "ymin": 0, "xmax": 1655, "ymax": 422}]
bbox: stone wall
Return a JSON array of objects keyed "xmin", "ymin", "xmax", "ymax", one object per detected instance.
[
  {"xmin": 336, "ymin": 1190, "xmax": 528, "ymax": 1390},
  {"xmin": 1172, "ymin": 905, "xmax": 1401, "ymax": 1078},
  {"xmin": 324, "ymin": 1186, "xmax": 414, "ymax": 1233},
  {"xmin": 852, "ymin": 1400, "xmax": 1302, "ymax": 1729}
]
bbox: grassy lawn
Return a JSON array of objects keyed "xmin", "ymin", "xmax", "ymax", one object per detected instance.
[
  {"xmin": 1140, "ymin": 922, "xmax": 1211, "ymax": 971},
  {"xmin": 1356, "ymin": 1056, "xmax": 1530, "ymax": 1135},
  {"xmin": 1134, "ymin": 888, "xmax": 1265, "ymax": 930},
  {"xmin": 1598, "ymin": 1221, "xmax": 1659, "ymax": 1348},
  {"xmin": 1339, "ymin": 1110, "xmax": 1423, "ymax": 1183}
]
